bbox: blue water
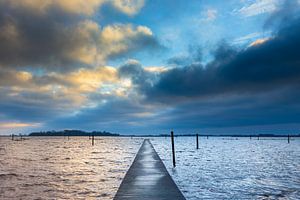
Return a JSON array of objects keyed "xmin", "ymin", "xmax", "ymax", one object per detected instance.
[{"xmin": 151, "ymin": 137, "xmax": 300, "ymax": 199}]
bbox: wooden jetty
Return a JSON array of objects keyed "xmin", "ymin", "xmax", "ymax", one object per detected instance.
[{"xmin": 114, "ymin": 139, "xmax": 186, "ymax": 200}]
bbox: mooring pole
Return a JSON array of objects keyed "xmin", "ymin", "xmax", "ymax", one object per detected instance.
[
  {"xmin": 12, "ymin": 134, "xmax": 14, "ymax": 141},
  {"xmin": 288, "ymin": 135, "xmax": 290, "ymax": 144},
  {"xmin": 196, "ymin": 133, "xmax": 199, "ymax": 149},
  {"xmin": 171, "ymin": 131, "xmax": 176, "ymax": 168},
  {"xmin": 92, "ymin": 135, "xmax": 94, "ymax": 146}
]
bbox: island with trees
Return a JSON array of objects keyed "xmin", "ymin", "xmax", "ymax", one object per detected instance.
[{"xmin": 29, "ymin": 130, "xmax": 119, "ymax": 137}]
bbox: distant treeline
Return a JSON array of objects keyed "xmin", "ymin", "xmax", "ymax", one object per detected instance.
[{"xmin": 29, "ymin": 130, "xmax": 119, "ymax": 136}]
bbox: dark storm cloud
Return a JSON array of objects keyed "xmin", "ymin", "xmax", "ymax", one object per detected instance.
[
  {"xmin": 45, "ymin": 85, "xmax": 300, "ymax": 134},
  {"xmin": 46, "ymin": 98, "xmax": 161, "ymax": 133},
  {"xmin": 155, "ymin": 87, "xmax": 300, "ymax": 130},
  {"xmin": 141, "ymin": 16, "xmax": 300, "ymax": 102},
  {"xmin": 0, "ymin": 2, "xmax": 87, "ymax": 71},
  {"xmin": 0, "ymin": 1, "xmax": 162, "ymax": 72},
  {"xmin": 264, "ymin": 0, "xmax": 300, "ymax": 29}
]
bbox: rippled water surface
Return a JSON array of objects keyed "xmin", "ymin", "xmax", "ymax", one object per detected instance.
[
  {"xmin": 1, "ymin": 136, "xmax": 300, "ymax": 200},
  {"xmin": 0, "ymin": 137, "xmax": 143, "ymax": 200},
  {"xmin": 151, "ymin": 137, "xmax": 300, "ymax": 200}
]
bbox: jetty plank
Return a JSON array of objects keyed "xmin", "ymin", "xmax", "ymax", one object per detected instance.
[{"xmin": 114, "ymin": 139, "xmax": 186, "ymax": 200}]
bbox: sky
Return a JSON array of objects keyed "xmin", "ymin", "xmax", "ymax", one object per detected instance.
[{"xmin": 0, "ymin": 0, "xmax": 300, "ymax": 135}]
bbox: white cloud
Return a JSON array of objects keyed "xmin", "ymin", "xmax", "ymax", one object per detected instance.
[
  {"xmin": 237, "ymin": 0, "xmax": 281, "ymax": 17},
  {"xmin": 112, "ymin": 0, "xmax": 145, "ymax": 16},
  {"xmin": 201, "ymin": 9, "xmax": 218, "ymax": 22},
  {"xmin": 207, "ymin": 9, "xmax": 218, "ymax": 21},
  {"xmin": 233, "ymin": 32, "xmax": 262, "ymax": 44},
  {"xmin": 233, "ymin": 31, "xmax": 272, "ymax": 46},
  {"xmin": 144, "ymin": 66, "xmax": 170, "ymax": 73}
]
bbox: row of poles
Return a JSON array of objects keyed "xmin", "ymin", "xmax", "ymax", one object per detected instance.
[{"xmin": 170, "ymin": 131, "xmax": 293, "ymax": 168}]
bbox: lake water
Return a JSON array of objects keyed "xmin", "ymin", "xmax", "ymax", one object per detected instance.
[
  {"xmin": 1, "ymin": 136, "xmax": 300, "ymax": 199},
  {"xmin": 0, "ymin": 137, "xmax": 143, "ymax": 200},
  {"xmin": 151, "ymin": 136, "xmax": 300, "ymax": 200}
]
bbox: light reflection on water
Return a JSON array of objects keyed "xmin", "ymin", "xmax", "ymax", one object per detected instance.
[
  {"xmin": 0, "ymin": 137, "xmax": 143, "ymax": 200},
  {"xmin": 151, "ymin": 137, "xmax": 300, "ymax": 200},
  {"xmin": 1, "ymin": 136, "xmax": 300, "ymax": 199}
]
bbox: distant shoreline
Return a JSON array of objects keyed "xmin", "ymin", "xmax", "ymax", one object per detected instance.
[
  {"xmin": 28, "ymin": 130, "xmax": 119, "ymax": 137},
  {"xmin": 1, "ymin": 132, "xmax": 300, "ymax": 137}
]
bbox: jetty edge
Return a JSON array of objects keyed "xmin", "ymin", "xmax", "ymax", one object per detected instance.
[{"xmin": 114, "ymin": 139, "xmax": 186, "ymax": 200}]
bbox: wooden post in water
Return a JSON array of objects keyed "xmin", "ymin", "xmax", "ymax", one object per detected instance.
[
  {"xmin": 196, "ymin": 134, "xmax": 199, "ymax": 149},
  {"xmin": 171, "ymin": 131, "xmax": 176, "ymax": 168},
  {"xmin": 250, "ymin": 135, "xmax": 252, "ymax": 140},
  {"xmin": 288, "ymin": 135, "xmax": 290, "ymax": 144},
  {"xmin": 92, "ymin": 135, "xmax": 94, "ymax": 146},
  {"xmin": 207, "ymin": 135, "xmax": 208, "ymax": 139},
  {"xmin": 12, "ymin": 134, "xmax": 14, "ymax": 141},
  {"xmin": 257, "ymin": 136, "xmax": 259, "ymax": 140}
]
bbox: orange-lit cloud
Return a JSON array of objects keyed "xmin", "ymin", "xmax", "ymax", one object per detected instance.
[
  {"xmin": 0, "ymin": 122, "xmax": 40, "ymax": 128},
  {"xmin": 0, "ymin": 0, "xmax": 159, "ymax": 70},
  {"xmin": 249, "ymin": 38, "xmax": 270, "ymax": 47},
  {"xmin": 3, "ymin": 0, "xmax": 144, "ymax": 16}
]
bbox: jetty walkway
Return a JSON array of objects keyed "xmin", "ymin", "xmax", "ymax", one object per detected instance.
[{"xmin": 114, "ymin": 139, "xmax": 186, "ymax": 200}]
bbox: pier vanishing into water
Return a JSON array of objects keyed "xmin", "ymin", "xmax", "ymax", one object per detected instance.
[{"xmin": 114, "ymin": 139, "xmax": 186, "ymax": 200}]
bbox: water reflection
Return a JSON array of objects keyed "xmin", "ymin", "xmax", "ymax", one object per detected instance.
[{"xmin": 0, "ymin": 137, "xmax": 143, "ymax": 199}]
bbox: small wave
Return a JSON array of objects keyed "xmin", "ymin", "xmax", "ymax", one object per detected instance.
[
  {"xmin": 77, "ymin": 190, "xmax": 94, "ymax": 195},
  {"xmin": 0, "ymin": 173, "xmax": 18, "ymax": 179},
  {"xmin": 20, "ymin": 158, "xmax": 34, "ymax": 162},
  {"xmin": 97, "ymin": 193, "xmax": 110, "ymax": 197}
]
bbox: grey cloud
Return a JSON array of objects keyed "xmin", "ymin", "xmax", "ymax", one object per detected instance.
[
  {"xmin": 0, "ymin": 1, "xmax": 162, "ymax": 72},
  {"xmin": 0, "ymin": 89, "xmax": 75, "ymax": 122},
  {"xmin": 46, "ymin": 98, "xmax": 162, "ymax": 133},
  {"xmin": 118, "ymin": 59, "xmax": 160, "ymax": 92},
  {"xmin": 141, "ymin": 16, "xmax": 300, "ymax": 102},
  {"xmin": 0, "ymin": 3, "xmax": 86, "ymax": 71},
  {"xmin": 43, "ymin": 85, "xmax": 300, "ymax": 134}
]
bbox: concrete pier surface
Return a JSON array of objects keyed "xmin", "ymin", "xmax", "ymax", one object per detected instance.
[{"xmin": 114, "ymin": 139, "xmax": 186, "ymax": 200}]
